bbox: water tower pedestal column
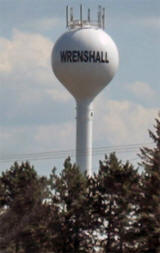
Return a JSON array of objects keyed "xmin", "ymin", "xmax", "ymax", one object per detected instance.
[{"xmin": 76, "ymin": 100, "xmax": 93, "ymax": 176}]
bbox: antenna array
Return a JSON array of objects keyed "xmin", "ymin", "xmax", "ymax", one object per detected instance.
[{"xmin": 66, "ymin": 5, "xmax": 105, "ymax": 30}]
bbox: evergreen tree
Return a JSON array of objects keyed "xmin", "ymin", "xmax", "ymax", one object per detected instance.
[
  {"xmin": 49, "ymin": 157, "xmax": 95, "ymax": 253},
  {"xmin": 137, "ymin": 118, "xmax": 160, "ymax": 252},
  {"xmin": 92, "ymin": 153, "xmax": 140, "ymax": 253},
  {"xmin": 0, "ymin": 161, "xmax": 50, "ymax": 253}
]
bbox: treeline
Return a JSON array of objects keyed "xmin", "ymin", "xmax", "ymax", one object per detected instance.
[{"xmin": 0, "ymin": 118, "xmax": 160, "ymax": 253}]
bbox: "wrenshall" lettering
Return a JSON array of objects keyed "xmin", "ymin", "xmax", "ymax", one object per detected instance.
[{"xmin": 60, "ymin": 50, "xmax": 109, "ymax": 63}]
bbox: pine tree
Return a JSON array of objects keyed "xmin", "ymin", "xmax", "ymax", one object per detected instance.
[
  {"xmin": 49, "ymin": 157, "xmax": 95, "ymax": 253},
  {"xmin": 0, "ymin": 161, "xmax": 50, "ymax": 253},
  {"xmin": 137, "ymin": 118, "xmax": 160, "ymax": 252},
  {"xmin": 92, "ymin": 153, "xmax": 140, "ymax": 253}
]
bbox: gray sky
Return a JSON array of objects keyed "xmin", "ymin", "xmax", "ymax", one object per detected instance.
[{"xmin": 0, "ymin": 0, "xmax": 159, "ymax": 174}]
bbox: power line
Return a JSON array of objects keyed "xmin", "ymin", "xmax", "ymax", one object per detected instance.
[{"xmin": 0, "ymin": 142, "xmax": 153, "ymax": 163}]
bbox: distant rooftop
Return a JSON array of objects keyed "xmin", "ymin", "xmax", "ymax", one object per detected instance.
[{"xmin": 66, "ymin": 5, "xmax": 106, "ymax": 30}]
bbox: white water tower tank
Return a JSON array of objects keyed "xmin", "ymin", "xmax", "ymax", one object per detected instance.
[{"xmin": 51, "ymin": 6, "xmax": 119, "ymax": 176}]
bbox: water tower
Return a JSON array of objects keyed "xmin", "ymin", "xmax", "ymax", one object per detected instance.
[{"xmin": 51, "ymin": 6, "xmax": 119, "ymax": 176}]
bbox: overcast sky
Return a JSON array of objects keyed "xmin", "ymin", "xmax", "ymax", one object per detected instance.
[{"xmin": 0, "ymin": 0, "xmax": 159, "ymax": 174}]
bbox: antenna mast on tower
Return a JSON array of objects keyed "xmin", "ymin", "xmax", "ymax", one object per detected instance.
[{"xmin": 66, "ymin": 5, "xmax": 106, "ymax": 30}]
